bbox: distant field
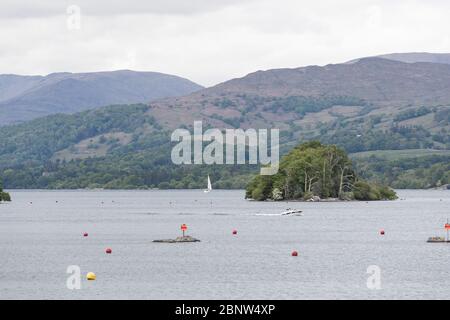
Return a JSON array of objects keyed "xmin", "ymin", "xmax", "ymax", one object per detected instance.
[{"xmin": 350, "ymin": 149, "xmax": 450, "ymax": 160}]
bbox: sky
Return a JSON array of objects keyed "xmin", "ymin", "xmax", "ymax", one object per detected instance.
[{"xmin": 0, "ymin": 0, "xmax": 449, "ymax": 87}]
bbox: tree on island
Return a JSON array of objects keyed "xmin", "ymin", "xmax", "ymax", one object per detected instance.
[
  {"xmin": 246, "ymin": 141, "xmax": 397, "ymax": 201},
  {"xmin": 0, "ymin": 179, "xmax": 11, "ymax": 202}
]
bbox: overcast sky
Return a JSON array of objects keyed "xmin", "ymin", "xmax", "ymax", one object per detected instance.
[{"xmin": 0, "ymin": 0, "xmax": 449, "ymax": 86}]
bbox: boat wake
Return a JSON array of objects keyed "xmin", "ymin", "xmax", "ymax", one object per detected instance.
[{"xmin": 255, "ymin": 210, "xmax": 303, "ymax": 217}]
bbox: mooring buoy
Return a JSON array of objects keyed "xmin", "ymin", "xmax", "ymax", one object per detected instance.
[{"xmin": 86, "ymin": 272, "xmax": 96, "ymax": 280}]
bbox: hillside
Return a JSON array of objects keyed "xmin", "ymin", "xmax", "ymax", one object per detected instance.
[
  {"xmin": 0, "ymin": 70, "xmax": 203, "ymax": 126},
  {"xmin": 152, "ymin": 58, "xmax": 450, "ymax": 125},
  {"xmin": 147, "ymin": 57, "xmax": 450, "ymax": 152},
  {"xmin": 147, "ymin": 57, "xmax": 450, "ymax": 129},
  {"xmin": 0, "ymin": 57, "xmax": 449, "ymax": 189}
]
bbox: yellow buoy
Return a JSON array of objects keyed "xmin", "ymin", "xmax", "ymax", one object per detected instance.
[{"xmin": 86, "ymin": 272, "xmax": 96, "ymax": 281}]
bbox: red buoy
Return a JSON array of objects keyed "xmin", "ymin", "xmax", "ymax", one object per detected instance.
[
  {"xmin": 291, "ymin": 251, "xmax": 298, "ymax": 257},
  {"xmin": 83, "ymin": 232, "xmax": 88, "ymax": 237},
  {"xmin": 232, "ymin": 230, "xmax": 238, "ymax": 235},
  {"xmin": 105, "ymin": 248, "xmax": 112, "ymax": 254},
  {"xmin": 380, "ymin": 230, "xmax": 385, "ymax": 235}
]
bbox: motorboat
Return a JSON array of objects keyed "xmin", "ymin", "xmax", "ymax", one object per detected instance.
[{"xmin": 281, "ymin": 208, "xmax": 303, "ymax": 216}]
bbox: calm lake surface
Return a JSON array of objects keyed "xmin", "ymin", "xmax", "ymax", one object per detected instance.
[{"xmin": 1, "ymin": 189, "xmax": 449, "ymax": 300}]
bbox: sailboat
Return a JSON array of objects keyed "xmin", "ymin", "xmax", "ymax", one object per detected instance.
[{"xmin": 204, "ymin": 175, "xmax": 212, "ymax": 193}]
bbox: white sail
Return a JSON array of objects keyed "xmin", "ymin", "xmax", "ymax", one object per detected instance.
[{"xmin": 204, "ymin": 175, "xmax": 212, "ymax": 193}]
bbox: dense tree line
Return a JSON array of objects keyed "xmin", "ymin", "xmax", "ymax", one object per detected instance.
[
  {"xmin": 0, "ymin": 100, "xmax": 448, "ymax": 190},
  {"xmin": 0, "ymin": 126, "xmax": 257, "ymax": 189},
  {"xmin": 435, "ymin": 108, "xmax": 450, "ymax": 125},
  {"xmin": 320, "ymin": 124, "xmax": 437, "ymax": 153},
  {"xmin": 0, "ymin": 179, "xmax": 10, "ymax": 201},
  {"xmin": 354, "ymin": 155, "xmax": 450, "ymax": 189},
  {"xmin": 394, "ymin": 106, "xmax": 432, "ymax": 122},
  {"xmin": 263, "ymin": 95, "xmax": 367, "ymax": 116},
  {"xmin": 246, "ymin": 141, "xmax": 397, "ymax": 201},
  {"xmin": 0, "ymin": 104, "xmax": 153, "ymax": 167}
]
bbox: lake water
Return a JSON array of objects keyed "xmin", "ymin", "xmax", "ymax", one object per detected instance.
[{"xmin": 0, "ymin": 189, "xmax": 449, "ymax": 300}]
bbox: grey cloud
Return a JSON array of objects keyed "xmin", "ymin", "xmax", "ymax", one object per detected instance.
[
  {"xmin": 0, "ymin": 0, "xmax": 449, "ymax": 86},
  {"xmin": 0, "ymin": 0, "xmax": 253, "ymax": 18}
]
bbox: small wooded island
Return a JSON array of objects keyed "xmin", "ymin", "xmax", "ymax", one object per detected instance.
[
  {"xmin": 246, "ymin": 141, "xmax": 397, "ymax": 201},
  {"xmin": 0, "ymin": 180, "xmax": 11, "ymax": 202}
]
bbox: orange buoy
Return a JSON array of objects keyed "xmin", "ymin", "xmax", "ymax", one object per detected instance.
[
  {"xmin": 86, "ymin": 272, "xmax": 96, "ymax": 281},
  {"xmin": 232, "ymin": 230, "xmax": 238, "ymax": 235},
  {"xmin": 291, "ymin": 251, "xmax": 298, "ymax": 257},
  {"xmin": 83, "ymin": 232, "xmax": 88, "ymax": 237},
  {"xmin": 105, "ymin": 248, "xmax": 112, "ymax": 254}
]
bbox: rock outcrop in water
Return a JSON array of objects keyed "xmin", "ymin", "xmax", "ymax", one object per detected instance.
[{"xmin": 153, "ymin": 236, "xmax": 200, "ymax": 243}]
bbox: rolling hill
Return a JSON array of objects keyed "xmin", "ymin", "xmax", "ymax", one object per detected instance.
[
  {"xmin": 0, "ymin": 70, "xmax": 203, "ymax": 126},
  {"xmin": 147, "ymin": 57, "xmax": 450, "ymax": 130},
  {"xmin": 0, "ymin": 56, "xmax": 449, "ymax": 189}
]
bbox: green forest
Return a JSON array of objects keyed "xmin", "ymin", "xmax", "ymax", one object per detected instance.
[
  {"xmin": 354, "ymin": 154, "xmax": 450, "ymax": 189},
  {"xmin": 0, "ymin": 101, "xmax": 448, "ymax": 190},
  {"xmin": 0, "ymin": 179, "xmax": 11, "ymax": 201},
  {"xmin": 246, "ymin": 141, "xmax": 397, "ymax": 201}
]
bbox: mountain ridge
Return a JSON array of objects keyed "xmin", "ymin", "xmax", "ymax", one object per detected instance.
[
  {"xmin": 347, "ymin": 52, "xmax": 450, "ymax": 65},
  {"xmin": 0, "ymin": 55, "xmax": 449, "ymax": 189},
  {"xmin": 145, "ymin": 57, "xmax": 450, "ymax": 132},
  {"xmin": 0, "ymin": 70, "xmax": 204, "ymax": 126}
]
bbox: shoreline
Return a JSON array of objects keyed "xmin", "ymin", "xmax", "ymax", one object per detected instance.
[{"xmin": 3, "ymin": 184, "xmax": 447, "ymax": 192}]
